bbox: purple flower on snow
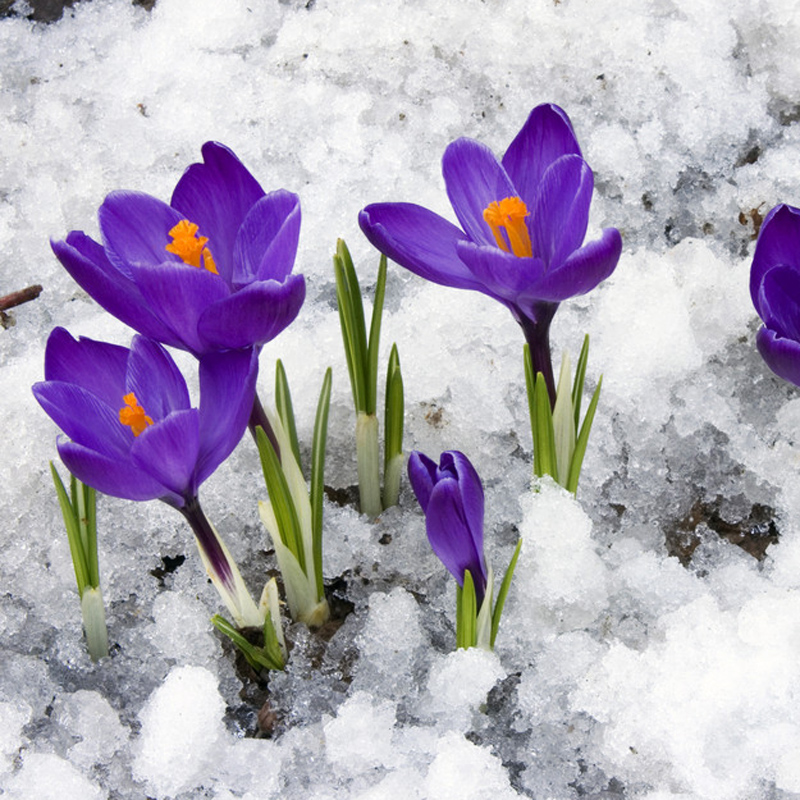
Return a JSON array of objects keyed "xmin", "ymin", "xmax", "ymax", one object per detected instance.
[
  {"xmin": 750, "ymin": 204, "xmax": 800, "ymax": 387},
  {"xmin": 51, "ymin": 142, "xmax": 305, "ymax": 357},
  {"xmin": 359, "ymin": 103, "xmax": 621, "ymax": 402},
  {"xmin": 32, "ymin": 327, "xmax": 259, "ymax": 604},
  {"xmin": 408, "ymin": 450, "xmax": 488, "ymax": 606},
  {"xmin": 32, "ymin": 327, "xmax": 257, "ymax": 506}
]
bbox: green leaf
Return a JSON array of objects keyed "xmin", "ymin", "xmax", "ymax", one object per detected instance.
[
  {"xmin": 571, "ymin": 334, "xmax": 590, "ymax": 431},
  {"xmin": 552, "ymin": 351, "xmax": 576, "ymax": 487},
  {"xmin": 383, "ymin": 344, "xmax": 404, "ymax": 508},
  {"xmin": 275, "ymin": 360, "xmax": 302, "ymax": 470},
  {"xmin": 566, "ymin": 375, "xmax": 602, "ymax": 494},
  {"xmin": 356, "ymin": 412, "xmax": 382, "ymax": 517},
  {"xmin": 533, "ymin": 372, "xmax": 558, "ymax": 480},
  {"xmin": 334, "ymin": 239, "xmax": 369, "ymax": 413},
  {"xmin": 457, "ymin": 570, "xmax": 477, "ymax": 649},
  {"xmin": 50, "ymin": 462, "xmax": 90, "ymax": 595},
  {"xmin": 490, "ymin": 539, "xmax": 522, "ymax": 648},
  {"xmin": 256, "ymin": 426, "xmax": 305, "ymax": 573},
  {"xmin": 311, "ymin": 368, "xmax": 333, "ymax": 601},
  {"xmin": 365, "ymin": 255, "xmax": 387, "ymax": 416},
  {"xmin": 211, "ymin": 614, "xmax": 284, "ymax": 672},
  {"xmin": 80, "ymin": 586, "xmax": 109, "ymax": 662}
]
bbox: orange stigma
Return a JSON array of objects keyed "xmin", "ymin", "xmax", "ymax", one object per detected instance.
[
  {"xmin": 165, "ymin": 219, "xmax": 218, "ymax": 274},
  {"xmin": 483, "ymin": 196, "xmax": 533, "ymax": 258},
  {"xmin": 119, "ymin": 392, "xmax": 154, "ymax": 437}
]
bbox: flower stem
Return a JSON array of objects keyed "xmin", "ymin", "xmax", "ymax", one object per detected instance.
[
  {"xmin": 516, "ymin": 304, "xmax": 557, "ymax": 408},
  {"xmin": 176, "ymin": 497, "xmax": 263, "ymax": 628},
  {"xmin": 248, "ymin": 392, "xmax": 281, "ymax": 461}
]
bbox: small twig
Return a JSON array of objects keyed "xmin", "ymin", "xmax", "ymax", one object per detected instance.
[{"xmin": 0, "ymin": 284, "xmax": 43, "ymax": 312}]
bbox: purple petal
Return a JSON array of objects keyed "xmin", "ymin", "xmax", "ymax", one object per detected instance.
[
  {"xmin": 43, "ymin": 327, "xmax": 128, "ymax": 409},
  {"xmin": 33, "ymin": 381, "xmax": 131, "ymax": 459},
  {"xmin": 407, "ymin": 450, "xmax": 439, "ymax": 512},
  {"xmin": 425, "ymin": 478, "xmax": 487, "ymax": 600},
  {"xmin": 126, "ymin": 336, "xmax": 191, "ymax": 422},
  {"xmin": 52, "ymin": 234, "xmax": 182, "ymax": 346},
  {"xmin": 99, "ymin": 191, "xmax": 184, "ymax": 270},
  {"xmin": 758, "ymin": 265, "xmax": 800, "ymax": 341},
  {"xmin": 129, "ymin": 262, "xmax": 230, "ymax": 355},
  {"xmin": 195, "ymin": 348, "xmax": 259, "ymax": 485},
  {"xmin": 171, "ymin": 142, "xmax": 266, "ymax": 283},
  {"xmin": 57, "ymin": 438, "xmax": 180, "ymax": 504},
  {"xmin": 502, "ymin": 104, "xmax": 582, "ymax": 209},
  {"xmin": 131, "ymin": 409, "xmax": 200, "ymax": 498},
  {"xmin": 359, "ymin": 203, "xmax": 483, "ymax": 291},
  {"xmin": 528, "ymin": 227, "xmax": 622, "ymax": 302},
  {"xmin": 751, "ymin": 204, "xmax": 800, "ymax": 316},
  {"xmin": 196, "ymin": 274, "xmax": 305, "ymax": 351},
  {"xmin": 455, "ymin": 240, "xmax": 546, "ymax": 306},
  {"xmin": 530, "ymin": 155, "xmax": 593, "ymax": 269},
  {"xmin": 756, "ymin": 326, "xmax": 800, "ymax": 388},
  {"xmin": 438, "ymin": 450, "xmax": 485, "ymax": 558},
  {"xmin": 442, "ymin": 138, "xmax": 517, "ymax": 246},
  {"xmin": 232, "ymin": 189, "xmax": 301, "ymax": 288}
]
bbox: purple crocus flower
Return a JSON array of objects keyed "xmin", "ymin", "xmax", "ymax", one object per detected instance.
[
  {"xmin": 359, "ymin": 103, "xmax": 622, "ymax": 403},
  {"xmin": 32, "ymin": 328, "xmax": 261, "ymax": 624},
  {"xmin": 750, "ymin": 203, "xmax": 800, "ymax": 387},
  {"xmin": 51, "ymin": 142, "xmax": 305, "ymax": 358},
  {"xmin": 407, "ymin": 450, "xmax": 488, "ymax": 605}
]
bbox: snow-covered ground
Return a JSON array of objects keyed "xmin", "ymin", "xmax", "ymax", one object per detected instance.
[{"xmin": 3, "ymin": 0, "xmax": 800, "ymax": 797}]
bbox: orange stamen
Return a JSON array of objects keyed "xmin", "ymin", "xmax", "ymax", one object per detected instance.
[
  {"xmin": 165, "ymin": 219, "xmax": 218, "ymax": 275},
  {"xmin": 482, "ymin": 196, "xmax": 533, "ymax": 258},
  {"xmin": 119, "ymin": 392, "xmax": 154, "ymax": 437}
]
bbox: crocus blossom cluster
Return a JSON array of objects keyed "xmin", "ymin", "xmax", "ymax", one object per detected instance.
[
  {"xmin": 359, "ymin": 103, "xmax": 622, "ymax": 401},
  {"xmin": 750, "ymin": 203, "xmax": 800, "ymax": 387}
]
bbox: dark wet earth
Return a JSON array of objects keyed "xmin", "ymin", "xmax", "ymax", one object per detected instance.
[{"xmin": 1, "ymin": 0, "xmax": 154, "ymax": 23}]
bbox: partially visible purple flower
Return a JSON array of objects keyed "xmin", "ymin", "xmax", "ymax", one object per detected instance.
[
  {"xmin": 51, "ymin": 142, "xmax": 305, "ymax": 357},
  {"xmin": 32, "ymin": 327, "xmax": 257, "ymax": 507},
  {"xmin": 408, "ymin": 450, "xmax": 488, "ymax": 605},
  {"xmin": 750, "ymin": 203, "xmax": 800, "ymax": 387},
  {"xmin": 359, "ymin": 104, "xmax": 621, "ymax": 401}
]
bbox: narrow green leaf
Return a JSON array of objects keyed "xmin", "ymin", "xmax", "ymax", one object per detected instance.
[
  {"xmin": 490, "ymin": 539, "xmax": 522, "ymax": 648},
  {"xmin": 275, "ymin": 360, "xmax": 302, "ymax": 469},
  {"xmin": 82, "ymin": 482, "xmax": 99, "ymax": 587},
  {"xmin": 356, "ymin": 412, "xmax": 382, "ymax": 517},
  {"xmin": 81, "ymin": 586, "xmax": 109, "ymax": 662},
  {"xmin": 211, "ymin": 614, "xmax": 284, "ymax": 672},
  {"xmin": 523, "ymin": 344, "xmax": 536, "ymax": 447},
  {"xmin": 365, "ymin": 254, "xmax": 387, "ymax": 416},
  {"xmin": 383, "ymin": 344, "xmax": 404, "ymax": 508},
  {"xmin": 534, "ymin": 372, "xmax": 558, "ymax": 479},
  {"xmin": 50, "ymin": 462, "xmax": 89, "ymax": 595},
  {"xmin": 256, "ymin": 427, "xmax": 305, "ymax": 573},
  {"xmin": 566, "ymin": 376, "xmax": 602, "ymax": 494},
  {"xmin": 260, "ymin": 608, "xmax": 286, "ymax": 670},
  {"xmin": 571, "ymin": 334, "xmax": 590, "ymax": 431},
  {"xmin": 334, "ymin": 239, "xmax": 369, "ymax": 413},
  {"xmin": 552, "ymin": 351, "xmax": 576, "ymax": 487},
  {"xmin": 311, "ymin": 368, "xmax": 333, "ymax": 601},
  {"xmin": 334, "ymin": 255, "xmax": 363, "ymax": 411},
  {"xmin": 457, "ymin": 570, "xmax": 477, "ymax": 649}
]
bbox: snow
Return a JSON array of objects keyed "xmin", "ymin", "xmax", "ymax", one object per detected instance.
[{"xmin": 3, "ymin": 0, "xmax": 800, "ymax": 797}]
